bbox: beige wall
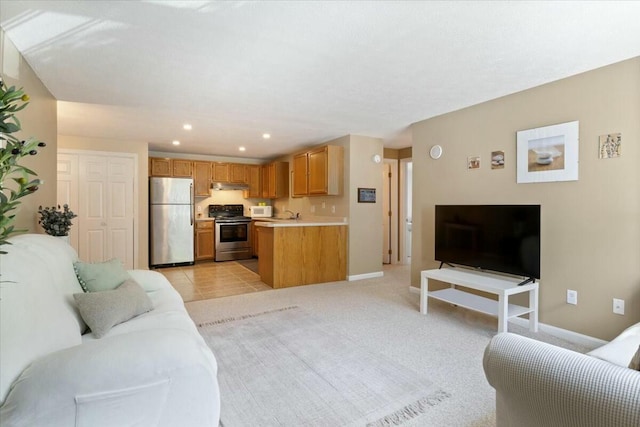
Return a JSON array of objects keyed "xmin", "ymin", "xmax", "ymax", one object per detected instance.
[
  {"xmin": 411, "ymin": 57, "xmax": 640, "ymax": 340},
  {"xmin": 58, "ymin": 135, "xmax": 149, "ymax": 269},
  {"xmin": 1, "ymin": 29, "xmax": 57, "ymax": 233},
  {"xmin": 274, "ymin": 134, "xmax": 384, "ymax": 277}
]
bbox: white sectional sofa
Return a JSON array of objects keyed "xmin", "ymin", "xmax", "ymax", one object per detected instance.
[
  {"xmin": 0, "ymin": 234, "xmax": 220, "ymax": 426},
  {"xmin": 483, "ymin": 324, "xmax": 640, "ymax": 427}
]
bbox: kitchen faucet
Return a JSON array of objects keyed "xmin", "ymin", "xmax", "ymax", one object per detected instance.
[{"xmin": 284, "ymin": 210, "xmax": 299, "ymax": 219}]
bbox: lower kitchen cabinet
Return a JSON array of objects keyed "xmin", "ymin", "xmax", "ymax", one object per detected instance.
[{"xmin": 195, "ymin": 221, "xmax": 214, "ymax": 261}]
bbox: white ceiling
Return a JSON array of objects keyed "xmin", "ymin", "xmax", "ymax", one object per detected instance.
[{"xmin": 1, "ymin": 1, "xmax": 639, "ymax": 160}]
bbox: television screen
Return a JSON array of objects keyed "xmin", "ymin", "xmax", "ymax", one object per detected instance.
[{"xmin": 435, "ymin": 205, "xmax": 540, "ymax": 279}]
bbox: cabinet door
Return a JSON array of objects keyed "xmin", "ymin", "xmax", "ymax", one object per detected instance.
[
  {"xmin": 195, "ymin": 229, "xmax": 214, "ymax": 260},
  {"xmin": 229, "ymin": 163, "xmax": 247, "ymax": 183},
  {"xmin": 212, "ymin": 163, "xmax": 229, "ymax": 182},
  {"xmin": 251, "ymin": 221, "xmax": 260, "ymax": 257},
  {"xmin": 172, "ymin": 159, "xmax": 193, "ymax": 177},
  {"xmin": 244, "ymin": 165, "xmax": 261, "ymax": 198},
  {"xmin": 292, "ymin": 153, "xmax": 309, "ymax": 197},
  {"xmin": 308, "ymin": 146, "xmax": 328, "ymax": 194},
  {"xmin": 150, "ymin": 158, "xmax": 171, "ymax": 177},
  {"xmin": 193, "ymin": 161, "xmax": 212, "ymax": 197}
]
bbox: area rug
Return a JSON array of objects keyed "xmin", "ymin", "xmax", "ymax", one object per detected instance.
[{"xmin": 198, "ymin": 306, "xmax": 450, "ymax": 426}]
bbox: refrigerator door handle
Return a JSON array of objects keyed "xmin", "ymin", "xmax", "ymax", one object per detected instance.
[{"xmin": 190, "ymin": 183, "xmax": 194, "ymax": 226}]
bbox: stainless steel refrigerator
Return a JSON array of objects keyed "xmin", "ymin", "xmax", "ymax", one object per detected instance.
[{"xmin": 149, "ymin": 177, "xmax": 194, "ymax": 267}]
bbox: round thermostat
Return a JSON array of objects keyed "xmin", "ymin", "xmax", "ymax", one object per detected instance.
[{"xmin": 429, "ymin": 145, "xmax": 443, "ymax": 159}]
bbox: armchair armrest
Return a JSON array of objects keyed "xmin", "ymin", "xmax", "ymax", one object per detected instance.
[
  {"xmin": 483, "ymin": 333, "xmax": 640, "ymax": 427},
  {"xmin": 127, "ymin": 269, "xmax": 173, "ymax": 292}
]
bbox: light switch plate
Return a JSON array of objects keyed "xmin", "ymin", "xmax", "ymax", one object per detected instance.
[
  {"xmin": 566, "ymin": 289, "xmax": 577, "ymax": 305},
  {"xmin": 613, "ymin": 298, "xmax": 625, "ymax": 315}
]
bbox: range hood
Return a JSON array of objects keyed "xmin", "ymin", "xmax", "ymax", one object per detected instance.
[{"xmin": 211, "ymin": 182, "xmax": 249, "ymax": 191}]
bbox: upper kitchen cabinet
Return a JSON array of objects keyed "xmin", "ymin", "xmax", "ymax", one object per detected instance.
[
  {"xmin": 229, "ymin": 163, "xmax": 247, "ymax": 183},
  {"xmin": 212, "ymin": 162, "xmax": 229, "ymax": 182},
  {"xmin": 243, "ymin": 164, "xmax": 262, "ymax": 198},
  {"xmin": 193, "ymin": 161, "xmax": 212, "ymax": 197},
  {"xmin": 292, "ymin": 145, "xmax": 343, "ymax": 196},
  {"xmin": 212, "ymin": 163, "xmax": 247, "ymax": 184},
  {"xmin": 262, "ymin": 161, "xmax": 289, "ymax": 199},
  {"xmin": 149, "ymin": 157, "xmax": 193, "ymax": 177},
  {"xmin": 172, "ymin": 159, "xmax": 193, "ymax": 177}
]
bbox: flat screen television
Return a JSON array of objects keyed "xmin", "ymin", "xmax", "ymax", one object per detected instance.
[{"xmin": 435, "ymin": 205, "xmax": 541, "ymax": 279}]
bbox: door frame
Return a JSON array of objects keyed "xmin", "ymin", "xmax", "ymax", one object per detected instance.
[
  {"xmin": 58, "ymin": 149, "xmax": 139, "ymax": 268},
  {"xmin": 382, "ymin": 158, "xmax": 399, "ymax": 264},
  {"xmin": 399, "ymin": 158, "xmax": 412, "ymax": 265}
]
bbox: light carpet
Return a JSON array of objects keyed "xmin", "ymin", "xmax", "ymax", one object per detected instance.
[
  {"xmin": 186, "ymin": 264, "xmax": 591, "ymax": 426},
  {"xmin": 198, "ymin": 306, "xmax": 449, "ymax": 427}
]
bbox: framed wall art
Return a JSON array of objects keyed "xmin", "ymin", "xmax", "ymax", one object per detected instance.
[
  {"xmin": 516, "ymin": 120, "xmax": 579, "ymax": 184},
  {"xmin": 357, "ymin": 188, "xmax": 376, "ymax": 203}
]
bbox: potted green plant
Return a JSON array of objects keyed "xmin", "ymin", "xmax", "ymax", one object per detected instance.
[
  {"xmin": 0, "ymin": 76, "xmax": 47, "ymax": 253},
  {"xmin": 38, "ymin": 204, "xmax": 77, "ymax": 237}
]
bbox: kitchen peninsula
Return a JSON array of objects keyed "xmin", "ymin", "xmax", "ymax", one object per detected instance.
[{"xmin": 255, "ymin": 219, "xmax": 347, "ymax": 288}]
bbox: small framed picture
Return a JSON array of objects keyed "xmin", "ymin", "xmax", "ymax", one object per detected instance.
[
  {"xmin": 357, "ymin": 188, "xmax": 376, "ymax": 203},
  {"xmin": 467, "ymin": 156, "xmax": 480, "ymax": 170},
  {"xmin": 491, "ymin": 151, "xmax": 505, "ymax": 169}
]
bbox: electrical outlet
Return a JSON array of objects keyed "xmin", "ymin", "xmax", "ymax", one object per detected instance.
[
  {"xmin": 310, "ymin": 205, "xmax": 315, "ymax": 213},
  {"xmin": 322, "ymin": 202, "xmax": 326, "ymax": 209},
  {"xmin": 197, "ymin": 206, "xmax": 202, "ymax": 213},
  {"xmin": 566, "ymin": 289, "xmax": 577, "ymax": 305},
  {"xmin": 331, "ymin": 205, "xmax": 336, "ymax": 213},
  {"xmin": 613, "ymin": 298, "xmax": 625, "ymax": 315}
]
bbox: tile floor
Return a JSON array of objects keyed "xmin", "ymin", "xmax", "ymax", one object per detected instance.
[{"xmin": 155, "ymin": 259, "xmax": 272, "ymax": 302}]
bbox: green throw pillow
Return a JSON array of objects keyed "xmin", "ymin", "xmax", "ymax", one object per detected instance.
[
  {"xmin": 74, "ymin": 258, "xmax": 130, "ymax": 292},
  {"xmin": 73, "ymin": 279, "xmax": 153, "ymax": 338}
]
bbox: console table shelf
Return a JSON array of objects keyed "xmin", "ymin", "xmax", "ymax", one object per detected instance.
[{"xmin": 420, "ymin": 268, "xmax": 538, "ymax": 333}]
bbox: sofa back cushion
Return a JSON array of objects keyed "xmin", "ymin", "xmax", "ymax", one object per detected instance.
[{"xmin": 0, "ymin": 234, "xmax": 83, "ymax": 404}]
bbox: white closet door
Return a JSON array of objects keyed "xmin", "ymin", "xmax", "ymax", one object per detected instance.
[{"xmin": 60, "ymin": 151, "xmax": 136, "ymax": 269}]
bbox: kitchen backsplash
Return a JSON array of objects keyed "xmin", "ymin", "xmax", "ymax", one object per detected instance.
[{"xmin": 195, "ymin": 191, "xmax": 271, "ymax": 218}]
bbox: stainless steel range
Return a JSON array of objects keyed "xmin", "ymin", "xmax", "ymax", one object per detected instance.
[{"xmin": 209, "ymin": 204, "xmax": 252, "ymax": 261}]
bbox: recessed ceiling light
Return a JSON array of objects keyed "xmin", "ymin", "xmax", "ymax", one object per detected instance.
[
  {"xmin": 183, "ymin": 124, "xmax": 192, "ymax": 130},
  {"xmin": 172, "ymin": 140, "xmax": 180, "ymax": 146},
  {"xmin": 239, "ymin": 146, "xmax": 246, "ymax": 152},
  {"xmin": 262, "ymin": 133, "xmax": 270, "ymax": 139}
]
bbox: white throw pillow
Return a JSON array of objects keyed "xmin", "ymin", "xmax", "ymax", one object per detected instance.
[{"xmin": 587, "ymin": 323, "xmax": 640, "ymax": 368}]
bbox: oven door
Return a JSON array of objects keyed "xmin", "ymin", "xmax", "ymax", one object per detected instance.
[{"xmin": 215, "ymin": 221, "xmax": 252, "ymax": 261}]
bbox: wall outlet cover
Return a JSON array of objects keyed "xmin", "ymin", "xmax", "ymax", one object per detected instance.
[
  {"xmin": 567, "ymin": 289, "xmax": 578, "ymax": 305},
  {"xmin": 613, "ymin": 298, "xmax": 625, "ymax": 315}
]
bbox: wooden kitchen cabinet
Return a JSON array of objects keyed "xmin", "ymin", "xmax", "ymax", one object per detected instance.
[
  {"xmin": 244, "ymin": 165, "xmax": 262, "ymax": 198},
  {"xmin": 292, "ymin": 153, "xmax": 308, "ymax": 196},
  {"xmin": 291, "ymin": 145, "xmax": 343, "ymax": 196},
  {"xmin": 172, "ymin": 159, "xmax": 193, "ymax": 177},
  {"xmin": 150, "ymin": 157, "xmax": 193, "ymax": 177},
  {"xmin": 193, "ymin": 161, "xmax": 212, "ymax": 197},
  {"xmin": 195, "ymin": 221, "xmax": 214, "ymax": 261},
  {"xmin": 229, "ymin": 163, "xmax": 247, "ymax": 183},
  {"xmin": 261, "ymin": 161, "xmax": 289, "ymax": 199},
  {"xmin": 212, "ymin": 162, "xmax": 229, "ymax": 182},
  {"xmin": 150, "ymin": 157, "xmax": 171, "ymax": 177}
]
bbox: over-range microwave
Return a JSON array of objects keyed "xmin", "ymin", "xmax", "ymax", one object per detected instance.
[{"xmin": 249, "ymin": 206, "xmax": 272, "ymax": 218}]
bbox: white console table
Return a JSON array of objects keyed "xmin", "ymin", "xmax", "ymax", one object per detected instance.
[{"xmin": 420, "ymin": 268, "xmax": 538, "ymax": 333}]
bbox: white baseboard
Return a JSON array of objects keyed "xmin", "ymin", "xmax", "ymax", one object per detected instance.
[
  {"xmin": 410, "ymin": 285, "xmax": 607, "ymax": 350},
  {"xmin": 508, "ymin": 317, "xmax": 607, "ymax": 350},
  {"xmin": 348, "ymin": 271, "xmax": 383, "ymax": 281}
]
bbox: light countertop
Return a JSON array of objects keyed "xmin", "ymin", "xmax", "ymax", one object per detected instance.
[{"xmin": 254, "ymin": 217, "xmax": 348, "ymax": 227}]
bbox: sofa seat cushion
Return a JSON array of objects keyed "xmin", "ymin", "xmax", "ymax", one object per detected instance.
[
  {"xmin": 0, "ymin": 329, "xmax": 219, "ymax": 427},
  {"xmin": 588, "ymin": 322, "xmax": 640, "ymax": 368}
]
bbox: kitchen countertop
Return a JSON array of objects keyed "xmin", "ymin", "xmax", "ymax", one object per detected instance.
[
  {"xmin": 254, "ymin": 217, "xmax": 348, "ymax": 227},
  {"xmin": 196, "ymin": 217, "xmax": 215, "ymax": 221}
]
